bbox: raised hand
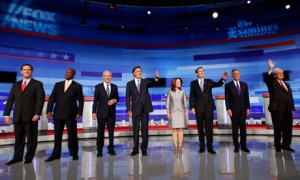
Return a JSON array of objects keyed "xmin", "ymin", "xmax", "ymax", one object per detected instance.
[
  {"xmin": 268, "ymin": 59, "xmax": 275, "ymax": 70},
  {"xmin": 155, "ymin": 69, "xmax": 159, "ymax": 78}
]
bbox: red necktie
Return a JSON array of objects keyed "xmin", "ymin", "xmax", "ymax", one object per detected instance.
[
  {"xmin": 279, "ymin": 81, "xmax": 288, "ymax": 92},
  {"xmin": 22, "ymin": 81, "xmax": 27, "ymax": 92}
]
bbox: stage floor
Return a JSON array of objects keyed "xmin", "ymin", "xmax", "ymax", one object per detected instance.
[{"xmin": 0, "ymin": 135, "xmax": 299, "ymax": 179}]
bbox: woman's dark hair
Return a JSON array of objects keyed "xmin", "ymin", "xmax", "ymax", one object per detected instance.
[{"xmin": 171, "ymin": 78, "xmax": 182, "ymax": 91}]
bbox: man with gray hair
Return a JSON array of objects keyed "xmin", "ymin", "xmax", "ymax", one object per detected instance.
[
  {"xmin": 265, "ymin": 59, "xmax": 295, "ymax": 153},
  {"xmin": 92, "ymin": 71, "xmax": 119, "ymax": 157}
]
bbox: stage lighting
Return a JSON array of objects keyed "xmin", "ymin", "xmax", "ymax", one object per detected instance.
[
  {"xmin": 121, "ymin": 21, "xmax": 126, "ymax": 29},
  {"xmin": 247, "ymin": 0, "xmax": 251, "ymax": 4},
  {"xmin": 285, "ymin": 3, "xmax": 291, "ymax": 9},
  {"xmin": 212, "ymin": 11, "xmax": 218, "ymax": 19},
  {"xmin": 109, "ymin": 4, "xmax": 116, "ymax": 11},
  {"xmin": 147, "ymin": 6, "xmax": 151, "ymax": 15}
]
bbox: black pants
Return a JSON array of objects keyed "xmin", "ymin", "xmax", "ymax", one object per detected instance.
[
  {"xmin": 13, "ymin": 121, "xmax": 38, "ymax": 161},
  {"xmin": 271, "ymin": 111, "xmax": 293, "ymax": 149},
  {"xmin": 132, "ymin": 113, "xmax": 149, "ymax": 152},
  {"xmin": 231, "ymin": 114, "xmax": 247, "ymax": 148},
  {"xmin": 51, "ymin": 119, "xmax": 78, "ymax": 158},
  {"xmin": 96, "ymin": 115, "xmax": 116, "ymax": 152},
  {"xmin": 195, "ymin": 111, "xmax": 214, "ymax": 149}
]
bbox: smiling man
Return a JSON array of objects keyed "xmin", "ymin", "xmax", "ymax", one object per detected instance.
[{"xmin": 4, "ymin": 64, "xmax": 45, "ymax": 165}]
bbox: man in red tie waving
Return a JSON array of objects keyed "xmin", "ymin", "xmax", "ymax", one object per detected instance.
[{"xmin": 265, "ymin": 59, "xmax": 295, "ymax": 153}]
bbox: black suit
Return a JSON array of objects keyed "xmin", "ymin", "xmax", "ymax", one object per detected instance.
[
  {"xmin": 189, "ymin": 78, "xmax": 224, "ymax": 149},
  {"xmin": 47, "ymin": 80, "xmax": 84, "ymax": 158},
  {"xmin": 265, "ymin": 72, "xmax": 295, "ymax": 149},
  {"xmin": 92, "ymin": 83, "xmax": 119, "ymax": 152},
  {"xmin": 225, "ymin": 81, "xmax": 250, "ymax": 148},
  {"xmin": 4, "ymin": 79, "xmax": 45, "ymax": 161},
  {"xmin": 126, "ymin": 78, "xmax": 163, "ymax": 152}
]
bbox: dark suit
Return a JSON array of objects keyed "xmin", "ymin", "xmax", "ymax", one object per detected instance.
[
  {"xmin": 189, "ymin": 78, "xmax": 224, "ymax": 149},
  {"xmin": 92, "ymin": 83, "xmax": 119, "ymax": 152},
  {"xmin": 225, "ymin": 81, "xmax": 250, "ymax": 149},
  {"xmin": 265, "ymin": 73, "xmax": 295, "ymax": 149},
  {"xmin": 47, "ymin": 80, "xmax": 84, "ymax": 158},
  {"xmin": 4, "ymin": 79, "xmax": 45, "ymax": 161},
  {"xmin": 126, "ymin": 78, "xmax": 163, "ymax": 152}
]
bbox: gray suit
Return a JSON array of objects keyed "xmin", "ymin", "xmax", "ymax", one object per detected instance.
[{"xmin": 166, "ymin": 90, "xmax": 188, "ymax": 128}]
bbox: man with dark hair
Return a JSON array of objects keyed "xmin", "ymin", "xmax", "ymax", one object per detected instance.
[
  {"xmin": 126, "ymin": 66, "xmax": 164, "ymax": 156},
  {"xmin": 225, "ymin": 68, "xmax": 250, "ymax": 153},
  {"xmin": 189, "ymin": 67, "xmax": 227, "ymax": 154},
  {"xmin": 4, "ymin": 64, "xmax": 45, "ymax": 165},
  {"xmin": 45, "ymin": 68, "xmax": 84, "ymax": 162},
  {"xmin": 265, "ymin": 59, "xmax": 295, "ymax": 153}
]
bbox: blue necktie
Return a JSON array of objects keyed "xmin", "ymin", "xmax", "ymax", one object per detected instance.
[
  {"xmin": 106, "ymin": 84, "xmax": 110, "ymax": 96},
  {"xmin": 236, "ymin": 82, "xmax": 240, "ymax": 95},
  {"xmin": 137, "ymin": 80, "xmax": 140, "ymax": 93}
]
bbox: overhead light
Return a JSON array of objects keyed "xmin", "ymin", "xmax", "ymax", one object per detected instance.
[
  {"xmin": 121, "ymin": 21, "xmax": 126, "ymax": 29},
  {"xmin": 147, "ymin": 9, "xmax": 151, "ymax": 15},
  {"xmin": 285, "ymin": 3, "xmax": 291, "ymax": 9},
  {"xmin": 247, "ymin": 0, "xmax": 251, "ymax": 4},
  {"xmin": 147, "ymin": 6, "xmax": 151, "ymax": 15},
  {"xmin": 109, "ymin": 4, "xmax": 116, "ymax": 11},
  {"xmin": 81, "ymin": 18, "xmax": 85, "ymax": 26},
  {"xmin": 212, "ymin": 11, "xmax": 218, "ymax": 19}
]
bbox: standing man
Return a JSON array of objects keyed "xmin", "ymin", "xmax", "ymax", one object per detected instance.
[
  {"xmin": 189, "ymin": 67, "xmax": 227, "ymax": 154},
  {"xmin": 126, "ymin": 66, "xmax": 164, "ymax": 156},
  {"xmin": 4, "ymin": 64, "xmax": 45, "ymax": 165},
  {"xmin": 45, "ymin": 68, "xmax": 84, "ymax": 162},
  {"xmin": 92, "ymin": 71, "xmax": 119, "ymax": 157},
  {"xmin": 265, "ymin": 59, "xmax": 295, "ymax": 152},
  {"xmin": 225, "ymin": 69, "xmax": 250, "ymax": 153}
]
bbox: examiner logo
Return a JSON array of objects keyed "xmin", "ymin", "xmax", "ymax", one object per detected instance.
[{"xmin": 227, "ymin": 20, "xmax": 279, "ymax": 39}]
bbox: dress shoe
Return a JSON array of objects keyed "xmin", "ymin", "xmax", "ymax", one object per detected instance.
[
  {"xmin": 108, "ymin": 150, "xmax": 116, "ymax": 156},
  {"xmin": 208, "ymin": 148, "xmax": 216, "ymax": 154},
  {"xmin": 130, "ymin": 151, "xmax": 139, "ymax": 156},
  {"xmin": 241, "ymin": 147, "xmax": 250, "ymax": 153},
  {"xmin": 275, "ymin": 148, "xmax": 282, "ymax": 153},
  {"xmin": 24, "ymin": 159, "xmax": 32, "ymax": 164},
  {"xmin": 282, "ymin": 147, "xmax": 295, "ymax": 152},
  {"xmin": 5, "ymin": 159, "xmax": 22, "ymax": 166},
  {"xmin": 45, "ymin": 157, "xmax": 60, "ymax": 162},
  {"xmin": 142, "ymin": 151, "xmax": 147, "ymax": 156},
  {"xmin": 199, "ymin": 148, "xmax": 205, "ymax": 153},
  {"xmin": 97, "ymin": 152, "xmax": 103, "ymax": 157},
  {"xmin": 73, "ymin": 155, "xmax": 79, "ymax": 161},
  {"xmin": 234, "ymin": 148, "xmax": 239, "ymax": 153}
]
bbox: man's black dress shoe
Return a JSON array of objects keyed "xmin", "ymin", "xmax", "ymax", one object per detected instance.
[
  {"xmin": 142, "ymin": 151, "xmax": 147, "ymax": 156},
  {"xmin": 130, "ymin": 151, "xmax": 139, "ymax": 156},
  {"xmin": 241, "ymin": 147, "xmax": 250, "ymax": 153},
  {"xmin": 208, "ymin": 148, "xmax": 216, "ymax": 154},
  {"xmin": 275, "ymin": 148, "xmax": 282, "ymax": 153},
  {"xmin": 73, "ymin": 155, "xmax": 79, "ymax": 161},
  {"xmin": 97, "ymin": 152, "xmax": 103, "ymax": 157},
  {"xmin": 282, "ymin": 147, "xmax": 295, "ymax": 152},
  {"xmin": 199, "ymin": 148, "xmax": 205, "ymax": 153},
  {"xmin": 45, "ymin": 157, "xmax": 60, "ymax": 162},
  {"xmin": 24, "ymin": 159, "xmax": 32, "ymax": 164},
  {"xmin": 108, "ymin": 150, "xmax": 116, "ymax": 156},
  {"xmin": 234, "ymin": 148, "xmax": 239, "ymax": 153},
  {"xmin": 5, "ymin": 159, "xmax": 22, "ymax": 166}
]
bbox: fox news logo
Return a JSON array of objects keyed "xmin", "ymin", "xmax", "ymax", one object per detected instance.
[
  {"xmin": 227, "ymin": 20, "xmax": 279, "ymax": 39},
  {"xmin": 2, "ymin": 3, "xmax": 58, "ymax": 35}
]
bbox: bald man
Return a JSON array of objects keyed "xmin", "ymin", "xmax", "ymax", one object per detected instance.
[
  {"xmin": 45, "ymin": 68, "xmax": 84, "ymax": 162},
  {"xmin": 92, "ymin": 71, "xmax": 119, "ymax": 157}
]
